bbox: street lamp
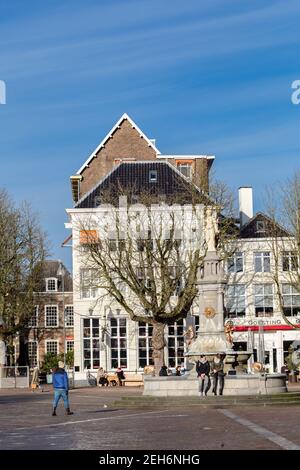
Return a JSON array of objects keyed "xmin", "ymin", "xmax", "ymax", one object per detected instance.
[{"xmin": 57, "ymin": 260, "xmax": 66, "ymax": 366}]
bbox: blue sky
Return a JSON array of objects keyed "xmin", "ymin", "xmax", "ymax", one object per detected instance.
[{"xmin": 0, "ymin": 0, "xmax": 299, "ymax": 270}]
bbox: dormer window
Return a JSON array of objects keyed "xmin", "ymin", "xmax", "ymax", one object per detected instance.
[
  {"xmin": 149, "ymin": 170, "xmax": 157, "ymax": 182},
  {"xmin": 256, "ymin": 221, "xmax": 266, "ymax": 233},
  {"xmin": 176, "ymin": 162, "xmax": 192, "ymax": 180},
  {"xmin": 46, "ymin": 278, "xmax": 58, "ymax": 292}
]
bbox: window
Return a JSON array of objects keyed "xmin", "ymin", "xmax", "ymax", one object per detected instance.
[
  {"xmin": 254, "ymin": 284, "xmax": 273, "ymax": 317},
  {"xmin": 149, "ymin": 170, "xmax": 157, "ymax": 182},
  {"xmin": 227, "ymin": 252, "xmax": 244, "ymax": 273},
  {"xmin": 177, "ymin": 163, "xmax": 192, "ymax": 179},
  {"xmin": 66, "ymin": 340, "xmax": 74, "ymax": 352},
  {"xmin": 79, "ymin": 230, "xmax": 99, "ymax": 245},
  {"xmin": 194, "ymin": 315, "xmax": 200, "ymax": 332},
  {"xmin": 45, "ymin": 305, "xmax": 58, "ymax": 327},
  {"xmin": 110, "ymin": 318, "xmax": 127, "ymax": 369},
  {"xmin": 27, "ymin": 306, "xmax": 38, "ymax": 328},
  {"xmin": 131, "ymin": 194, "xmax": 139, "ymax": 204},
  {"xmin": 83, "ymin": 318, "xmax": 100, "ymax": 370},
  {"xmin": 46, "ymin": 278, "xmax": 57, "ymax": 292},
  {"xmin": 282, "ymin": 251, "xmax": 298, "ymax": 272},
  {"xmin": 46, "ymin": 341, "xmax": 58, "ymax": 355},
  {"xmin": 167, "ymin": 320, "xmax": 185, "ymax": 368},
  {"xmin": 169, "ymin": 266, "xmax": 182, "ymax": 296},
  {"xmin": 282, "ymin": 284, "xmax": 300, "ymax": 317},
  {"xmin": 138, "ymin": 322, "xmax": 153, "ymax": 368},
  {"xmin": 254, "ymin": 252, "xmax": 270, "ymax": 272},
  {"xmin": 284, "ymin": 340, "xmax": 294, "ymax": 362},
  {"xmin": 225, "ymin": 285, "xmax": 246, "ymax": 318},
  {"xmin": 136, "ymin": 267, "xmax": 152, "ymax": 291},
  {"xmin": 28, "ymin": 341, "xmax": 38, "ymax": 367},
  {"xmin": 256, "ymin": 221, "xmax": 266, "ymax": 233},
  {"xmin": 65, "ymin": 306, "xmax": 74, "ymax": 327},
  {"xmin": 80, "ymin": 269, "xmax": 98, "ymax": 299}
]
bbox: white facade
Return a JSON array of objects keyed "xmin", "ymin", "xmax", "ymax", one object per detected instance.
[
  {"xmin": 66, "ymin": 204, "xmax": 212, "ymax": 382},
  {"xmin": 225, "ymin": 236, "xmax": 300, "ymax": 373}
]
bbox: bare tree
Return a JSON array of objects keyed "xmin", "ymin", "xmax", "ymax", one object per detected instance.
[
  {"xmin": 74, "ymin": 182, "xmax": 235, "ymax": 375},
  {"xmin": 0, "ymin": 190, "xmax": 48, "ymax": 363},
  {"xmin": 264, "ymin": 171, "xmax": 300, "ymax": 329}
]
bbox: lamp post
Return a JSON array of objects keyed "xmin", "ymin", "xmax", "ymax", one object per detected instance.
[{"xmin": 57, "ymin": 260, "xmax": 66, "ymax": 367}]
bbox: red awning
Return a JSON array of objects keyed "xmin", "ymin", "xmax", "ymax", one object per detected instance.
[{"xmin": 234, "ymin": 325, "xmax": 300, "ymax": 332}]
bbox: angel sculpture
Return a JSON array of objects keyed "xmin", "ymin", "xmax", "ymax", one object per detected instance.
[
  {"xmin": 224, "ymin": 320, "xmax": 234, "ymax": 345},
  {"xmin": 183, "ymin": 325, "xmax": 196, "ymax": 348}
]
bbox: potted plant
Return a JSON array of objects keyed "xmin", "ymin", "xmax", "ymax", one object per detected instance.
[{"xmin": 41, "ymin": 353, "xmax": 59, "ymax": 384}]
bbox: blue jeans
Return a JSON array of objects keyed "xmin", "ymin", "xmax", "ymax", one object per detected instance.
[{"xmin": 53, "ymin": 389, "xmax": 69, "ymax": 409}]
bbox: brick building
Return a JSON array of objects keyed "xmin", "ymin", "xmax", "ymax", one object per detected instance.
[{"xmin": 26, "ymin": 260, "xmax": 74, "ymax": 368}]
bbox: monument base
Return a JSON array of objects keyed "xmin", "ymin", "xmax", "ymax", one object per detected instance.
[{"xmin": 143, "ymin": 373, "xmax": 287, "ymax": 397}]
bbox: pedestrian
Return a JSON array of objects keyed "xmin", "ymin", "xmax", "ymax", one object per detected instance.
[
  {"xmin": 196, "ymin": 355, "xmax": 211, "ymax": 397},
  {"xmin": 212, "ymin": 354, "xmax": 225, "ymax": 396},
  {"xmin": 159, "ymin": 365, "xmax": 168, "ymax": 376},
  {"xmin": 281, "ymin": 362, "xmax": 289, "ymax": 381},
  {"xmin": 97, "ymin": 367, "xmax": 109, "ymax": 387},
  {"xmin": 175, "ymin": 365, "xmax": 181, "ymax": 376},
  {"xmin": 30, "ymin": 365, "xmax": 39, "ymax": 391},
  {"xmin": 116, "ymin": 366, "xmax": 125, "ymax": 386},
  {"xmin": 52, "ymin": 361, "xmax": 73, "ymax": 416}
]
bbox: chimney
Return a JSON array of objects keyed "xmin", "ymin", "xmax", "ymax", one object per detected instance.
[{"xmin": 239, "ymin": 187, "xmax": 253, "ymax": 227}]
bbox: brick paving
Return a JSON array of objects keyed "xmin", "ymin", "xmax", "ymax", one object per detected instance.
[{"xmin": 0, "ymin": 386, "xmax": 299, "ymax": 450}]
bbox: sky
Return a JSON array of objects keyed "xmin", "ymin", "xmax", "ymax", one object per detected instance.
[{"xmin": 0, "ymin": 0, "xmax": 300, "ymax": 271}]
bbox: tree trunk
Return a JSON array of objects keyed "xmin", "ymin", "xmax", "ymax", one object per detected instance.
[
  {"xmin": 152, "ymin": 321, "xmax": 166, "ymax": 376},
  {"xmin": 18, "ymin": 331, "xmax": 29, "ymax": 366}
]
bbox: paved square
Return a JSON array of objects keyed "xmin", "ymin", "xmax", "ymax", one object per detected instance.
[{"xmin": 1, "ymin": 386, "xmax": 300, "ymax": 450}]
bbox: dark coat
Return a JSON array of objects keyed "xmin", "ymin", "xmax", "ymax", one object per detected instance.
[
  {"xmin": 159, "ymin": 366, "xmax": 168, "ymax": 376},
  {"xmin": 196, "ymin": 360, "xmax": 210, "ymax": 376}
]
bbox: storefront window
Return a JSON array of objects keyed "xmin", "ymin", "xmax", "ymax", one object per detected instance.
[
  {"xmin": 138, "ymin": 322, "xmax": 153, "ymax": 368},
  {"xmin": 83, "ymin": 318, "xmax": 100, "ymax": 370},
  {"xmin": 110, "ymin": 318, "xmax": 127, "ymax": 369},
  {"xmin": 167, "ymin": 320, "xmax": 185, "ymax": 368}
]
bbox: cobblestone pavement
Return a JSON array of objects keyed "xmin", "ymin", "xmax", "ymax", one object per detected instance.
[{"xmin": 1, "ymin": 386, "xmax": 300, "ymax": 450}]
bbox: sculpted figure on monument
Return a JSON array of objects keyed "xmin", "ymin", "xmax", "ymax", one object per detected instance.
[
  {"xmin": 183, "ymin": 325, "xmax": 196, "ymax": 348},
  {"xmin": 224, "ymin": 320, "xmax": 234, "ymax": 346}
]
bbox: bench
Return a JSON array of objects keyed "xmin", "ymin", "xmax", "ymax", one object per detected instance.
[{"xmin": 123, "ymin": 373, "xmax": 143, "ymax": 387}]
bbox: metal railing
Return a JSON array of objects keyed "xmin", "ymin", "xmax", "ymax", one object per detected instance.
[{"xmin": 0, "ymin": 366, "xmax": 29, "ymax": 388}]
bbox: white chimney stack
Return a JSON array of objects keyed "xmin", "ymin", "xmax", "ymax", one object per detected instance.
[{"xmin": 239, "ymin": 187, "xmax": 253, "ymax": 227}]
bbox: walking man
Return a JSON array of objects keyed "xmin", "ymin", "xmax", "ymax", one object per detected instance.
[
  {"xmin": 196, "ymin": 355, "xmax": 211, "ymax": 396},
  {"xmin": 212, "ymin": 354, "xmax": 225, "ymax": 396},
  {"xmin": 52, "ymin": 361, "xmax": 73, "ymax": 416}
]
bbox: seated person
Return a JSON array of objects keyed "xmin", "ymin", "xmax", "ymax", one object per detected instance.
[{"xmin": 159, "ymin": 365, "xmax": 168, "ymax": 376}]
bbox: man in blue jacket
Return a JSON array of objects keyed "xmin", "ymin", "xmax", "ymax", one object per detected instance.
[{"xmin": 52, "ymin": 361, "xmax": 73, "ymax": 416}]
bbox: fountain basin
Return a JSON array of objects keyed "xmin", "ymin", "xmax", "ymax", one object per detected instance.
[{"xmin": 143, "ymin": 373, "xmax": 287, "ymax": 396}]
